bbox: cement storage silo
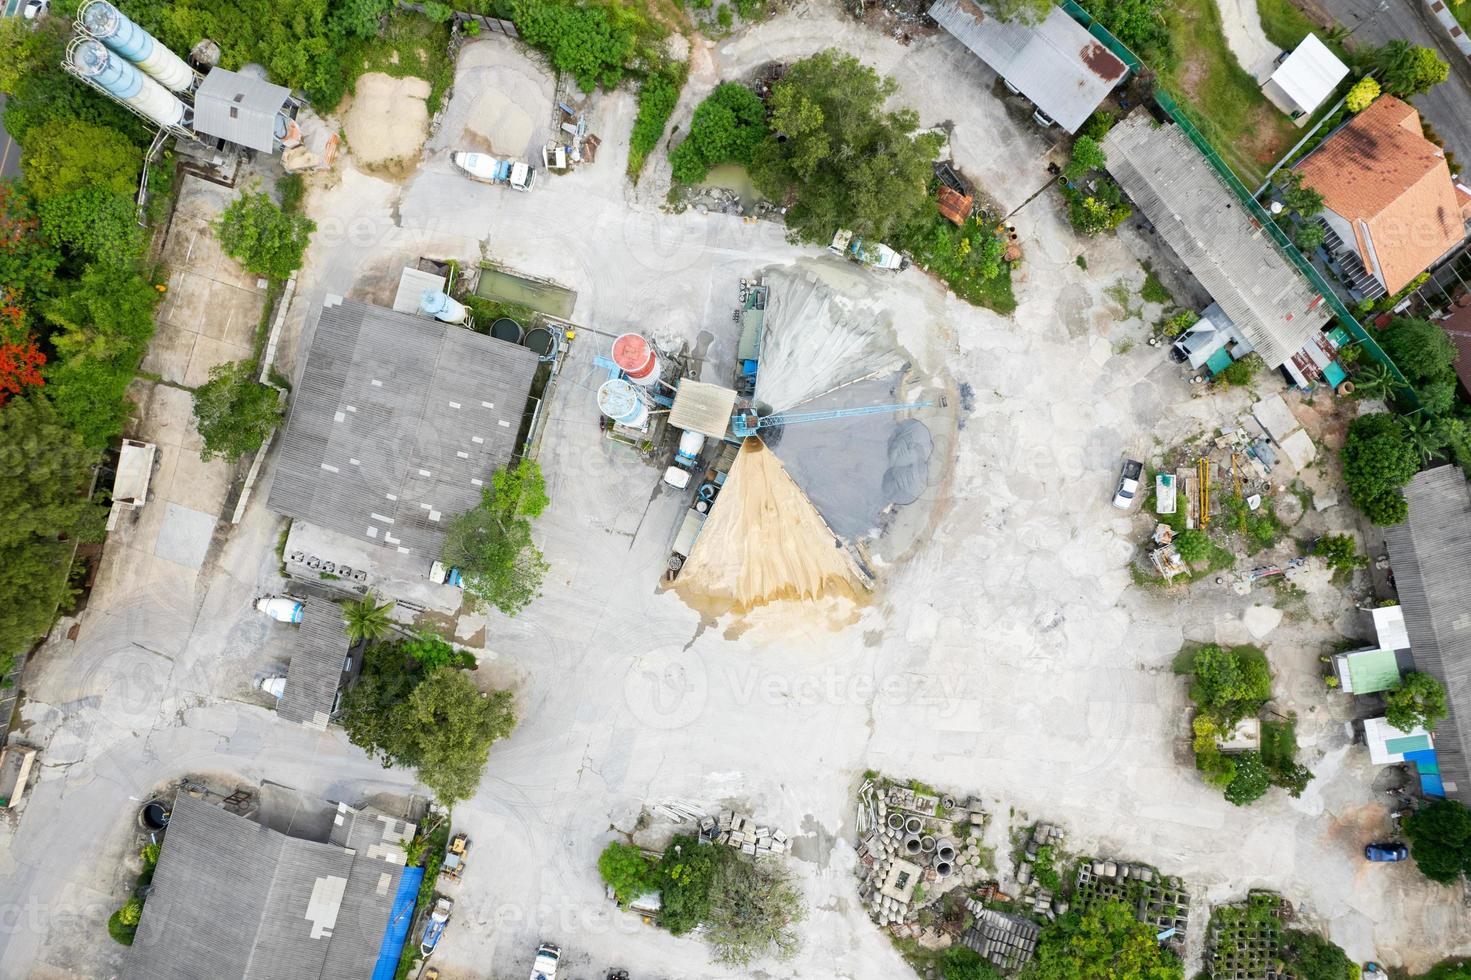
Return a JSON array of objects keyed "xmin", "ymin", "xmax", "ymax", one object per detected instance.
[
  {"xmin": 597, "ymin": 378, "xmax": 651, "ymax": 428},
  {"xmin": 79, "ymin": 0, "xmax": 194, "ymax": 93},
  {"xmin": 68, "ymin": 38, "xmax": 187, "ymax": 130},
  {"xmin": 612, "ymin": 333, "xmax": 662, "ymax": 386},
  {"xmin": 419, "ymin": 289, "xmax": 468, "ymax": 325}
]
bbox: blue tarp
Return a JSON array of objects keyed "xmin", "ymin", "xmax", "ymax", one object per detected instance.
[
  {"xmin": 1405, "ymin": 748, "xmax": 1446, "ymax": 798},
  {"xmin": 372, "ymin": 866, "xmax": 424, "ymax": 980}
]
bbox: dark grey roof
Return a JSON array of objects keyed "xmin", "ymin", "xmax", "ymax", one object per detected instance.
[
  {"xmin": 928, "ymin": 0, "xmax": 1126, "ymax": 133},
  {"xmin": 1103, "ymin": 111, "xmax": 1330, "ymax": 368},
  {"xmin": 193, "ymin": 67, "xmax": 291, "ymax": 153},
  {"xmin": 1384, "ymin": 465, "xmax": 1471, "ymax": 802},
  {"xmin": 269, "ymin": 297, "xmax": 540, "ymax": 558},
  {"xmin": 124, "ymin": 794, "xmax": 413, "ymax": 980},
  {"xmin": 277, "ymin": 598, "xmax": 348, "ymax": 730}
]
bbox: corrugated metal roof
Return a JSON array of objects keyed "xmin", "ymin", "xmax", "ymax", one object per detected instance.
[
  {"xmin": 124, "ymin": 794, "xmax": 413, "ymax": 980},
  {"xmin": 193, "ymin": 67, "xmax": 291, "ymax": 153},
  {"xmin": 669, "ymin": 380, "xmax": 737, "ymax": 439},
  {"xmin": 1269, "ymin": 34, "xmax": 1348, "ymax": 115},
  {"xmin": 268, "ymin": 297, "xmax": 539, "ymax": 559},
  {"xmin": 276, "ymin": 598, "xmax": 347, "ymax": 730},
  {"xmin": 392, "ymin": 268, "xmax": 447, "ymax": 315},
  {"xmin": 1383, "ymin": 465, "xmax": 1471, "ymax": 802},
  {"xmin": 1103, "ymin": 111, "xmax": 1329, "ymax": 367},
  {"xmin": 928, "ymin": 0, "xmax": 1126, "ymax": 133}
]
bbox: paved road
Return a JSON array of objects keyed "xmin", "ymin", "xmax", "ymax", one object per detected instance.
[
  {"xmin": 0, "ymin": 96, "xmax": 20, "ymax": 180},
  {"xmin": 1318, "ymin": 0, "xmax": 1471, "ymax": 164}
]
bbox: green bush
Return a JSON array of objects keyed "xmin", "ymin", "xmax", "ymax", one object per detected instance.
[
  {"xmin": 509, "ymin": 0, "xmax": 639, "ymax": 91},
  {"xmin": 1340, "ymin": 413, "xmax": 1418, "ymax": 525},
  {"xmin": 1386, "ymin": 672, "xmax": 1448, "ymax": 734},
  {"xmin": 656, "ymin": 834, "xmax": 723, "ymax": 934},
  {"xmin": 1404, "ymin": 799, "xmax": 1471, "ymax": 884},
  {"xmin": 214, "ymin": 192, "xmax": 316, "ymax": 281},
  {"xmin": 1224, "ymin": 751, "xmax": 1271, "ymax": 806},
  {"xmin": 1312, "ymin": 533, "xmax": 1367, "ymax": 572},
  {"xmin": 107, "ymin": 909, "xmax": 137, "ymax": 946},
  {"xmin": 1187, "ymin": 644, "xmax": 1271, "ymax": 723},
  {"xmin": 943, "ymin": 944, "xmax": 1002, "ymax": 980},
  {"xmin": 627, "ymin": 69, "xmax": 684, "ymax": 179},
  {"xmin": 668, "ymin": 82, "xmax": 767, "ymax": 184},
  {"xmin": 192, "ymin": 361, "xmax": 283, "ymax": 462},
  {"xmin": 1174, "ymin": 529, "xmax": 1209, "ymax": 564},
  {"xmin": 1216, "ymin": 353, "xmax": 1262, "ymax": 387},
  {"xmin": 598, "ymin": 841, "xmax": 656, "ymax": 905},
  {"xmin": 1063, "ymin": 180, "xmax": 1131, "ymax": 236}
]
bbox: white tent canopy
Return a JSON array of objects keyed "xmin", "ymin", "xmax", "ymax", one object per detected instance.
[{"xmin": 1267, "ymin": 34, "xmax": 1348, "ymax": 116}]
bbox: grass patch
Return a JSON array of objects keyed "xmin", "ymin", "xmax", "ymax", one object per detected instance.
[
  {"xmin": 343, "ymin": 14, "xmax": 455, "ymax": 116},
  {"xmin": 894, "ymin": 207, "xmax": 1017, "ymax": 316},
  {"xmin": 1256, "ymin": 0, "xmax": 1348, "ymax": 59},
  {"xmin": 462, "ymin": 294, "xmax": 536, "ymax": 332},
  {"xmin": 1161, "ymin": 0, "xmax": 1299, "ymax": 185},
  {"xmin": 1141, "ymin": 265, "xmax": 1173, "ymax": 305}
]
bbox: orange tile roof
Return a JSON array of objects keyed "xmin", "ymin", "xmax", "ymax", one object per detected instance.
[{"xmin": 1294, "ymin": 96, "xmax": 1467, "ymax": 294}]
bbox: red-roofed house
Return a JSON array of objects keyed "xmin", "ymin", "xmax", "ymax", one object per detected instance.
[
  {"xmin": 1294, "ymin": 96, "xmax": 1470, "ymax": 300},
  {"xmin": 1438, "ymin": 296, "xmax": 1471, "ymax": 398}
]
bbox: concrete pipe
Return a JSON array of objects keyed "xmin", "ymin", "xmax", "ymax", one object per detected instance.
[
  {"xmin": 920, "ymin": 835, "xmax": 936, "ymax": 853},
  {"xmin": 903, "ymin": 835, "xmax": 922, "ymax": 855},
  {"xmin": 937, "ymin": 840, "xmax": 957, "ymax": 863},
  {"xmin": 935, "ymin": 860, "xmax": 953, "ymax": 878},
  {"xmin": 887, "ymin": 813, "xmax": 905, "ymax": 831},
  {"xmin": 904, "ymin": 816, "xmax": 922, "ymax": 834}
]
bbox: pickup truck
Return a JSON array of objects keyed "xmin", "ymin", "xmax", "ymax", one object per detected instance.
[
  {"xmin": 1112, "ymin": 459, "xmax": 1144, "ymax": 510},
  {"xmin": 529, "ymin": 942, "xmax": 561, "ymax": 980}
]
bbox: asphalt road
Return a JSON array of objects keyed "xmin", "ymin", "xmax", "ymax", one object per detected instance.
[
  {"xmin": 0, "ymin": 96, "xmax": 19, "ymax": 180},
  {"xmin": 1317, "ymin": 0, "xmax": 1471, "ymax": 164}
]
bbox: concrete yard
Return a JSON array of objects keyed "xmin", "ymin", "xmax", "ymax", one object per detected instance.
[{"xmin": 1, "ymin": 3, "xmax": 1468, "ymax": 978}]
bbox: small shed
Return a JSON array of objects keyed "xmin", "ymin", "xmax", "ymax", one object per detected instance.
[
  {"xmin": 1263, "ymin": 34, "xmax": 1348, "ymax": 119},
  {"xmin": 669, "ymin": 380, "xmax": 737, "ymax": 440},
  {"xmin": 192, "ymin": 66, "xmax": 293, "ymax": 153},
  {"xmin": 1371, "ymin": 604, "xmax": 1410, "ymax": 651},
  {"xmin": 1332, "ymin": 647, "xmax": 1404, "ymax": 694},
  {"xmin": 936, "ymin": 185, "xmax": 974, "ymax": 227},
  {"xmin": 392, "ymin": 267, "xmax": 448, "ymax": 315},
  {"xmin": 107, "ymin": 438, "xmax": 157, "ymax": 531},
  {"xmin": 1365, "ymin": 716, "xmax": 1433, "ymax": 764}
]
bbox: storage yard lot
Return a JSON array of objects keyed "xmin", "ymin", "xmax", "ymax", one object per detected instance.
[{"xmin": 1, "ymin": 6, "xmax": 1467, "ymax": 979}]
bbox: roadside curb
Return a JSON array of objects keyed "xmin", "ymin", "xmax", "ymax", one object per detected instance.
[{"xmin": 1422, "ymin": 0, "xmax": 1471, "ymax": 67}]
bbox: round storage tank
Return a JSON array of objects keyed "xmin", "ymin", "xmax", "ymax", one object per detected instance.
[
  {"xmin": 80, "ymin": 0, "xmax": 194, "ymax": 92},
  {"xmin": 70, "ymin": 39, "xmax": 187, "ymax": 129},
  {"xmin": 597, "ymin": 378, "xmax": 650, "ymax": 428},
  {"xmin": 490, "ymin": 318, "xmax": 523, "ymax": 344},
  {"xmin": 612, "ymin": 333, "xmax": 661, "ymax": 385},
  {"xmin": 524, "ymin": 326, "xmax": 557, "ymax": 361},
  {"xmin": 419, "ymin": 289, "xmax": 467, "ymax": 324}
]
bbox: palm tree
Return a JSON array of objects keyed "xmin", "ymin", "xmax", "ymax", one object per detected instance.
[
  {"xmin": 1402, "ymin": 415, "xmax": 1446, "ymax": 464},
  {"xmin": 343, "ymin": 594, "xmax": 395, "ymax": 645}
]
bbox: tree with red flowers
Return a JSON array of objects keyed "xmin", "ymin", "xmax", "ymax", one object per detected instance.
[{"xmin": 0, "ymin": 338, "xmax": 45, "ymax": 406}]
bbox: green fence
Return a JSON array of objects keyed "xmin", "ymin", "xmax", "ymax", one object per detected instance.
[{"xmin": 1058, "ymin": 1, "xmax": 1416, "ymax": 403}]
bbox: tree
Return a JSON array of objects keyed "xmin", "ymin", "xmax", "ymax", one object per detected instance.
[
  {"xmin": 43, "ymin": 264, "xmax": 159, "ymax": 366},
  {"xmin": 1346, "ymin": 76, "xmax": 1379, "ymax": 112},
  {"xmin": 1386, "ymin": 671, "xmax": 1448, "ymax": 733},
  {"xmin": 750, "ymin": 50, "xmax": 944, "ymax": 245},
  {"xmin": 1027, "ymin": 900, "xmax": 1183, "ymax": 980},
  {"xmin": 1064, "ymin": 180, "xmax": 1132, "ymax": 236},
  {"xmin": 704, "ymin": 857, "xmax": 806, "ymax": 966},
  {"xmin": 0, "ymin": 183, "xmax": 61, "ymax": 307},
  {"xmin": 442, "ymin": 460, "xmax": 550, "ymax": 617},
  {"xmin": 1188, "ymin": 644, "xmax": 1271, "ymax": 723},
  {"xmin": 1373, "ymin": 40, "xmax": 1449, "ymax": 99},
  {"xmin": 344, "ymin": 666, "xmax": 515, "ymax": 804},
  {"xmin": 1281, "ymin": 930, "xmax": 1355, "ymax": 980},
  {"xmin": 1312, "ymin": 533, "xmax": 1368, "ymax": 572},
  {"xmin": 1074, "ymin": 0, "xmax": 1173, "ymax": 67},
  {"xmin": 944, "ymin": 945, "xmax": 1002, "ymax": 980},
  {"xmin": 1063, "ymin": 136, "xmax": 1106, "ymax": 182},
  {"xmin": 657, "ymin": 835, "xmax": 723, "ymax": 935},
  {"xmin": 343, "ymin": 594, "xmax": 395, "ymax": 645},
  {"xmin": 1224, "ymin": 751, "xmax": 1271, "ymax": 806},
  {"xmin": 38, "ymin": 188, "xmax": 144, "ymax": 261},
  {"xmin": 192, "ymin": 361, "xmax": 282, "ymax": 462},
  {"xmin": 0, "ymin": 340, "xmax": 45, "ymax": 405},
  {"xmin": 0, "ymin": 396, "xmax": 102, "ymax": 669},
  {"xmin": 400, "ymin": 633, "xmax": 460, "ymax": 671},
  {"xmin": 1402, "ymin": 414, "xmax": 1448, "ymax": 464},
  {"xmin": 1277, "ymin": 170, "xmax": 1323, "ymax": 218},
  {"xmin": 668, "ymin": 82, "xmax": 768, "ymax": 184},
  {"xmin": 984, "ymin": 0, "xmax": 1052, "ymax": 21},
  {"xmin": 509, "ymin": 0, "xmax": 638, "ymax": 91},
  {"xmin": 1173, "ymin": 529, "xmax": 1210, "ymax": 564},
  {"xmin": 1350, "ymin": 361, "xmax": 1395, "ymax": 401},
  {"xmin": 598, "ymin": 841, "xmax": 656, "ymax": 905},
  {"xmin": 214, "ymin": 191, "xmax": 315, "ymax": 280},
  {"xmin": 1294, "ymin": 221, "xmax": 1325, "ymax": 252},
  {"xmin": 1379, "ymin": 317, "xmax": 1459, "ymax": 399},
  {"xmin": 1340, "ymin": 412, "xmax": 1419, "ymax": 525},
  {"xmin": 21, "ymin": 119, "xmax": 142, "ymax": 201},
  {"xmin": 628, "ymin": 70, "xmax": 682, "ymax": 178},
  {"xmin": 1403, "ymin": 798, "xmax": 1471, "ymax": 884}
]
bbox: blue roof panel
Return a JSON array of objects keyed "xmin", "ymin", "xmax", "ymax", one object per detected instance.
[{"xmin": 372, "ymin": 866, "xmax": 424, "ymax": 980}]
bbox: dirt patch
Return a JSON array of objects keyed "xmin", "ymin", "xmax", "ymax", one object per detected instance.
[
  {"xmin": 460, "ymin": 89, "xmax": 534, "ymax": 158},
  {"xmin": 342, "ymin": 72, "xmax": 431, "ymax": 177},
  {"xmin": 675, "ymin": 438, "xmax": 866, "ymax": 615}
]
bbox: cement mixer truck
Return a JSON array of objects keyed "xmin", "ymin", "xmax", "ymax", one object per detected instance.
[{"xmin": 452, "ymin": 151, "xmax": 535, "ymax": 192}]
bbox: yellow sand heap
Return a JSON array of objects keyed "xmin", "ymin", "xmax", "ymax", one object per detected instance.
[{"xmin": 674, "ymin": 438, "xmax": 867, "ymax": 613}]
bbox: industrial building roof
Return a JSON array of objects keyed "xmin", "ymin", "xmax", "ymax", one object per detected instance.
[
  {"xmin": 928, "ymin": 0, "xmax": 1127, "ymax": 133},
  {"xmin": 1383, "ymin": 465, "xmax": 1471, "ymax": 803},
  {"xmin": 269, "ymin": 297, "xmax": 539, "ymax": 558},
  {"xmin": 1267, "ymin": 34, "xmax": 1348, "ymax": 116},
  {"xmin": 669, "ymin": 380, "xmax": 737, "ymax": 439},
  {"xmin": 193, "ymin": 66, "xmax": 291, "ymax": 153},
  {"xmin": 123, "ymin": 794, "xmax": 413, "ymax": 980},
  {"xmin": 1294, "ymin": 96, "xmax": 1467, "ymax": 294},
  {"xmin": 1103, "ymin": 111, "xmax": 1330, "ymax": 367},
  {"xmin": 276, "ymin": 598, "xmax": 349, "ymax": 730}
]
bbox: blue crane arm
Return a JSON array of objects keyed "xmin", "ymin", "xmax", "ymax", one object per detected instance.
[{"xmin": 731, "ymin": 400, "xmax": 934, "ymax": 437}]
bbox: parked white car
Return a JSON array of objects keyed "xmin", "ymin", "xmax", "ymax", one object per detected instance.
[{"xmin": 1112, "ymin": 459, "xmax": 1144, "ymax": 510}]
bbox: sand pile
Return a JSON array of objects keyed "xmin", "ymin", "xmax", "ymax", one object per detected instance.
[
  {"xmin": 343, "ymin": 73, "xmax": 430, "ymax": 174},
  {"xmin": 463, "ymin": 89, "xmax": 534, "ymax": 157},
  {"xmin": 675, "ymin": 439, "xmax": 866, "ymax": 614}
]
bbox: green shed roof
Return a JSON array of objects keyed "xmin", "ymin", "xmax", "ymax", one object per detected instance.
[{"xmin": 1347, "ymin": 648, "xmax": 1402, "ymax": 694}]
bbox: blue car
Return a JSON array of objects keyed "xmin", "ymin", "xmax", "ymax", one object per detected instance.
[{"xmin": 1364, "ymin": 842, "xmax": 1409, "ymax": 862}]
